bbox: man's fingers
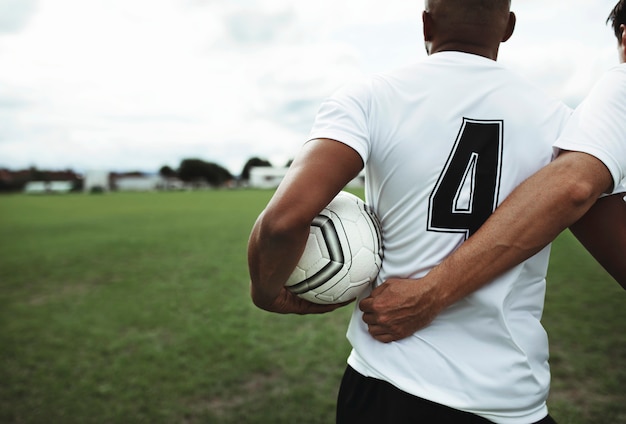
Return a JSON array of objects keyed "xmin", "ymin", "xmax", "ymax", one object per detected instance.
[
  {"xmin": 374, "ymin": 334, "xmax": 397, "ymax": 344},
  {"xmin": 364, "ymin": 315, "xmax": 397, "ymax": 339},
  {"xmin": 361, "ymin": 311, "xmax": 376, "ymax": 325},
  {"xmin": 367, "ymin": 326, "xmax": 400, "ymax": 344},
  {"xmin": 366, "ymin": 323, "xmax": 385, "ymax": 337},
  {"xmin": 358, "ymin": 296, "xmax": 374, "ymax": 312},
  {"xmin": 363, "ymin": 314, "xmax": 413, "ymax": 343}
]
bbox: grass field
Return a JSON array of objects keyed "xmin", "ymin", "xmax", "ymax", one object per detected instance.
[{"xmin": 0, "ymin": 190, "xmax": 624, "ymax": 424}]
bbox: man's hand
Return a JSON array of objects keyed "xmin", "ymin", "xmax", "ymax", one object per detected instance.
[
  {"xmin": 252, "ymin": 285, "xmax": 353, "ymax": 315},
  {"xmin": 359, "ymin": 277, "xmax": 444, "ymax": 343}
]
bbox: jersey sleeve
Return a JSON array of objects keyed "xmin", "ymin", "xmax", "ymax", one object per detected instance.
[
  {"xmin": 553, "ymin": 65, "xmax": 626, "ymax": 190},
  {"xmin": 307, "ymin": 78, "xmax": 372, "ymax": 164}
]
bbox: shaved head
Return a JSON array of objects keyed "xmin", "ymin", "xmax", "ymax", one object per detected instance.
[
  {"xmin": 425, "ymin": 0, "xmax": 511, "ymax": 28},
  {"xmin": 422, "ymin": 0, "xmax": 515, "ymax": 60},
  {"xmin": 425, "ymin": 0, "xmax": 511, "ymax": 12}
]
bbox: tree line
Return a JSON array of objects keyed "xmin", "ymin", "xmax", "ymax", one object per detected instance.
[
  {"xmin": 0, "ymin": 157, "xmax": 286, "ymax": 192},
  {"xmin": 159, "ymin": 157, "xmax": 280, "ymax": 186}
]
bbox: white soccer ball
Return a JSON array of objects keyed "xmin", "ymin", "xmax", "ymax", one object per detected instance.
[{"xmin": 285, "ymin": 191, "xmax": 383, "ymax": 305}]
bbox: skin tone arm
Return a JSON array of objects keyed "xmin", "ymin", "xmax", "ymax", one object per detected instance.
[
  {"xmin": 360, "ymin": 150, "xmax": 622, "ymax": 343},
  {"xmin": 570, "ymin": 192, "xmax": 626, "ymax": 285},
  {"xmin": 248, "ymin": 138, "xmax": 364, "ymax": 314}
]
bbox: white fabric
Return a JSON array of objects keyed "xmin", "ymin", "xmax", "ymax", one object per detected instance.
[
  {"xmin": 309, "ymin": 52, "xmax": 572, "ymax": 423},
  {"xmin": 554, "ymin": 64, "xmax": 626, "ymax": 189}
]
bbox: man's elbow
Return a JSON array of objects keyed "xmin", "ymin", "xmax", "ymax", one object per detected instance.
[
  {"xmin": 565, "ymin": 179, "xmax": 599, "ymax": 209},
  {"xmin": 258, "ymin": 209, "xmax": 311, "ymax": 244},
  {"xmin": 556, "ymin": 151, "xmax": 614, "ymax": 206},
  {"xmin": 250, "ymin": 283, "xmax": 273, "ymax": 311}
]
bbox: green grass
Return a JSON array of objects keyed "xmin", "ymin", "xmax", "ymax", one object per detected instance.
[
  {"xmin": 0, "ymin": 191, "xmax": 624, "ymax": 424},
  {"xmin": 543, "ymin": 231, "xmax": 626, "ymax": 423}
]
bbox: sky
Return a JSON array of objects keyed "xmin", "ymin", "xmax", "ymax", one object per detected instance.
[{"xmin": 0, "ymin": 0, "xmax": 620, "ymax": 176}]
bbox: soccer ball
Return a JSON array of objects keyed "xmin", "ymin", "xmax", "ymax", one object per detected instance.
[{"xmin": 285, "ymin": 191, "xmax": 383, "ymax": 304}]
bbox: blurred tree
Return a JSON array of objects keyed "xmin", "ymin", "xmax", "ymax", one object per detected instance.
[
  {"xmin": 71, "ymin": 178, "xmax": 84, "ymax": 192},
  {"xmin": 159, "ymin": 165, "xmax": 177, "ymax": 178},
  {"xmin": 240, "ymin": 157, "xmax": 272, "ymax": 181},
  {"xmin": 178, "ymin": 159, "xmax": 233, "ymax": 187},
  {"xmin": 29, "ymin": 166, "xmax": 47, "ymax": 181}
]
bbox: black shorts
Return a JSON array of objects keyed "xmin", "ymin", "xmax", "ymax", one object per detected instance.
[{"xmin": 336, "ymin": 365, "xmax": 557, "ymax": 424}]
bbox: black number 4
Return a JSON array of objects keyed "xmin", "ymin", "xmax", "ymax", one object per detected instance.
[{"xmin": 428, "ymin": 118, "xmax": 503, "ymax": 239}]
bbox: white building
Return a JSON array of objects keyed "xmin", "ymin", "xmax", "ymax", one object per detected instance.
[
  {"xmin": 84, "ymin": 170, "xmax": 110, "ymax": 192},
  {"xmin": 83, "ymin": 171, "xmax": 185, "ymax": 192},
  {"xmin": 248, "ymin": 166, "xmax": 365, "ymax": 189},
  {"xmin": 249, "ymin": 167, "xmax": 288, "ymax": 189},
  {"xmin": 24, "ymin": 181, "xmax": 73, "ymax": 194},
  {"xmin": 115, "ymin": 175, "xmax": 164, "ymax": 191}
]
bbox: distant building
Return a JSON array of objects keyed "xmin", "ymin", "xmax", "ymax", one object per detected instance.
[
  {"xmin": 84, "ymin": 170, "xmax": 111, "ymax": 192},
  {"xmin": 115, "ymin": 175, "xmax": 163, "ymax": 191},
  {"xmin": 2, "ymin": 168, "xmax": 80, "ymax": 193},
  {"xmin": 158, "ymin": 177, "xmax": 186, "ymax": 191},
  {"xmin": 24, "ymin": 181, "xmax": 73, "ymax": 194},
  {"xmin": 249, "ymin": 167, "xmax": 288, "ymax": 189},
  {"xmin": 248, "ymin": 166, "xmax": 365, "ymax": 189},
  {"xmin": 83, "ymin": 170, "xmax": 187, "ymax": 192}
]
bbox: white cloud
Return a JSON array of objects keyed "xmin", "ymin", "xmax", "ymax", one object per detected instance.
[
  {"xmin": 0, "ymin": 0, "xmax": 39, "ymax": 33},
  {"xmin": 500, "ymin": 0, "xmax": 618, "ymax": 105},
  {"xmin": 0, "ymin": 0, "xmax": 621, "ymax": 175}
]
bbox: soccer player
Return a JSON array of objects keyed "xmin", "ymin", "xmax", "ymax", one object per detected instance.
[
  {"xmin": 360, "ymin": 0, "xmax": 626, "ymax": 344},
  {"xmin": 248, "ymin": 0, "xmax": 621, "ymax": 422}
]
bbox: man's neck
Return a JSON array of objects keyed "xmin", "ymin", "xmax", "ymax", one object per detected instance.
[{"xmin": 429, "ymin": 42, "xmax": 499, "ymax": 61}]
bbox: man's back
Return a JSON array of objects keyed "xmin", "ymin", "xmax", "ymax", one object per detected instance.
[{"xmin": 309, "ymin": 51, "xmax": 571, "ymax": 422}]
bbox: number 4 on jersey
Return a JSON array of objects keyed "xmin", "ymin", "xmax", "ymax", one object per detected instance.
[{"xmin": 428, "ymin": 118, "xmax": 504, "ymax": 239}]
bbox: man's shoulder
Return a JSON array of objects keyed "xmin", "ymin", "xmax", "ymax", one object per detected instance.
[
  {"xmin": 585, "ymin": 64, "xmax": 626, "ymax": 105},
  {"xmin": 603, "ymin": 63, "xmax": 626, "ymax": 88},
  {"xmin": 598, "ymin": 63, "xmax": 626, "ymax": 83}
]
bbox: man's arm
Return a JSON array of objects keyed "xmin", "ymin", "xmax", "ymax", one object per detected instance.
[
  {"xmin": 569, "ymin": 192, "xmax": 626, "ymax": 288},
  {"xmin": 360, "ymin": 151, "xmax": 616, "ymax": 343},
  {"xmin": 248, "ymin": 138, "xmax": 364, "ymax": 314}
]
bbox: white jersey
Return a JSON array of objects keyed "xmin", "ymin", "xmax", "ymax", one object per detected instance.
[
  {"xmin": 308, "ymin": 52, "xmax": 572, "ymax": 423},
  {"xmin": 554, "ymin": 64, "xmax": 626, "ymax": 189}
]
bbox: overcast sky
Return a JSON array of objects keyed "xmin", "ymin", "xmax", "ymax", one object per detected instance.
[{"xmin": 0, "ymin": 0, "xmax": 620, "ymax": 175}]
